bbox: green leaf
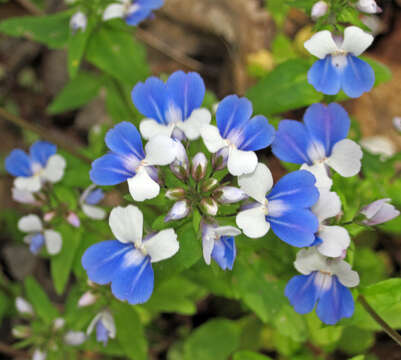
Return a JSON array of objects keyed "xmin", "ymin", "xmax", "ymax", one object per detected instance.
[
  {"xmin": 111, "ymin": 301, "xmax": 148, "ymax": 360},
  {"xmin": 361, "ymin": 278, "xmax": 401, "ymax": 311},
  {"xmin": 363, "ymin": 57, "xmax": 392, "ymax": 86},
  {"xmin": 246, "ymin": 58, "xmax": 323, "ymax": 117},
  {"xmin": 24, "ymin": 277, "xmax": 59, "ymax": 323},
  {"xmin": 50, "ymin": 224, "xmax": 82, "ymax": 295},
  {"xmin": 273, "ymin": 304, "xmax": 308, "ymax": 342},
  {"xmin": 86, "ymin": 25, "xmax": 149, "ymax": 85},
  {"xmin": 233, "ymin": 351, "xmax": 273, "ymax": 360},
  {"xmin": 47, "ymin": 71, "xmax": 104, "ymax": 114},
  {"xmin": 183, "ymin": 319, "xmax": 241, "ymax": 360},
  {"xmin": 105, "ymin": 80, "xmax": 137, "ymax": 124},
  {"xmin": 0, "ymin": 11, "xmax": 71, "ymax": 48},
  {"xmin": 338, "ymin": 326, "xmax": 375, "ymax": 355}
]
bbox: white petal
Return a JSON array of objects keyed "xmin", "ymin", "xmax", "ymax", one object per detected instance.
[
  {"xmin": 101, "ymin": 311, "xmax": 116, "ymax": 338},
  {"xmin": 12, "ymin": 187, "xmax": 36, "ymax": 204},
  {"xmin": 202, "ymin": 225, "xmax": 215, "ymax": 265},
  {"xmin": 326, "ymin": 139, "xmax": 363, "ymax": 177},
  {"xmin": 127, "ymin": 167, "xmax": 160, "ymax": 202},
  {"xmin": 14, "ymin": 176, "xmax": 41, "ymax": 192},
  {"xmin": 227, "ymin": 147, "xmax": 258, "ymax": 176},
  {"xmin": 140, "ymin": 119, "xmax": 173, "ymax": 140},
  {"xmin": 214, "ymin": 226, "xmax": 241, "ymax": 237},
  {"xmin": 341, "ymin": 26, "xmax": 374, "ymax": 56},
  {"xmin": 236, "ymin": 205, "xmax": 270, "ymax": 239},
  {"xmin": 64, "ymin": 331, "xmax": 87, "ymax": 346},
  {"xmin": 300, "ymin": 163, "xmax": 333, "ymax": 190},
  {"xmin": 102, "ymin": 4, "xmax": 125, "ymax": 20},
  {"xmin": 238, "ymin": 162, "xmax": 273, "ymax": 203},
  {"xmin": 15, "ymin": 297, "xmax": 34, "ymax": 315},
  {"xmin": 304, "ymin": 30, "xmax": 339, "ymax": 59},
  {"xmin": 18, "ymin": 214, "xmax": 43, "ymax": 233},
  {"xmin": 312, "ymin": 189, "xmax": 341, "ymax": 223},
  {"xmin": 176, "ymin": 108, "xmax": 212, "ymax": 140},
  {"xmin": 87, "ymin": 313, "xmax": 102, "ymax": 335},
  {"xmin": 144, "ymin": 135, "xmax": 176, "ymax": 165},
  {"xmin": 200, "ymin": 124, "xmax": 226, "ymax": 153},
  {"xmin": 143, "ymin": 229, "xmax": 179, "ymax": 263},
  {"xmin": 44, "ymin": 230, "xmax": 62, "ymax": 255},
  {"xmin": 82, "ymin": 204, "xmax": 107, "ymax": 220},
  {"xmin": 32, "ymin": 349, "xmax": 47, "ymax": 360},
  {"xmin": 330, "ymin": 260, "xmax": 360, "ymax": 287},
  {"xmin": 317, "ymin": 225, "xmax": 350, "ymax": 257},
  {"xmin": 360, "ymin": 136, "xmax": 396, "ymax": 160},
  {"xmin": 294, "ymin": 248, "xmax": 328, "ymax": 275},
  {"xmin": 109, "ymin": 205, "xmax": 143, "ymax": 245},
  {"xmin": 42, "ymin": 154, "xmax": 66, "ymax": 183}
]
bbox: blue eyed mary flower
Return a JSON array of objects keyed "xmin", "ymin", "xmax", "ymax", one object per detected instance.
[
  {"xmin": 90, "ymin": 122, "xmax": 176, "ymax": 201},
  {"xmin": 285, "ymin": 248, "xmax": 359, "ymax": 325},
  {"xmin": 304, "ymin": 26, "xmax": 374, "ymax": 98},
  {"xmin": 200, "ymin": 95, "xmax": 275, "ymax": 176},
  {"xmin": 87, "ymin": 311, "xmax": 116, "ymax": 346},
  {"xmin": 18, "ymin": 215, "xmax": 62, "ymax": 255},
  {"xmin": 272, "ymin": 103, "xmax": 363, "ymax": 189},
  {"xmin": 79, "ymin": 185, "xmax": 106, "ymax": 220},
  {"xmin": 360, "ymin": 199, "xmax": 400, "ymax": 226},
  {"xmin": 82, "ymin": 205, "xmax": 179, "ymax": 304},
  {"xmin": 311, "ymin": 190, "xmax": 350, "ymax": 258},
  {"xmin": 5, "ymin": 141, "xmax": 66, "ymax": 192},
  {"xmin": 236, "ymin": 163, "xmax": 319, "ymax": 246},
  {"xmin": 201, "ymin": 222, "xmax": 241, "ymax": 271},
  {"xmin": 103, "ymin": 0, "xmax": 163, "ymax": 26},
  {"xmin": 132, "ymin": 71, "xmax": 211, "ymax": 141}
]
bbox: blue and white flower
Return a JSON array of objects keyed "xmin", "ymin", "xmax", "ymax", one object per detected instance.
[
  {"xmin": 90, "ymin": 122, "xmax": 176, "ymax": 201},
  {"xmin": 79, "ymin": 185, "xmax": 106, "ymax": 220},
  {"xmin": 70, "ymin": 11, "xmax": 87, "ymax": 33},
  {"xmin": 272, "ymin": 103, "xmax": 363, "ymax": 189},
  {"xmin": 200, "ymin": 95, "xmax": 275, "ymax": 176},
  {"xmin": 201, "ymin": 222, "xmax": 241, "ymax": 270},
  {"xmin": 285, "ymin": 247, "xmax": 359, "ymax": 325},
  {"xmin": 103, "ymin": 0, "xmax": 163, "ymax": 26},
  {"xmin": 87, "ymin": 310, "xmax": 116, "ymax": 346},
  {"xmin": 311, "ymin": 190, "xmax": 350, "ymax": 257},
  {"xmin": 236, "ymin": 163, "xmax": 319, "ymax": 246},
  {"xmin": 304, "ymin": 26, "xmax": 375, "ymax": 98},
  {"xmin": 132, "ymin": 71, "xmax": 211, "ymax": 141},
  {"xmin": 82, "ymin": 205, "xmax": 179, "ymax": 304},
  {"xmin": 18, "ymin": 214, "xmax": 62, "ymax": 255},
  {"xmin": 5, "ymin": 141, "xmax": 66, "ymax": 192}
]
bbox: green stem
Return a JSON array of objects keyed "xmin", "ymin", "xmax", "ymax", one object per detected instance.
[
  {"xmin": 0, "ymin": 107, "xmax": 92, "ymax": 164},
  {"xmin": 359, "ymin": 295, "xmax": 401, "ymax": 347}
]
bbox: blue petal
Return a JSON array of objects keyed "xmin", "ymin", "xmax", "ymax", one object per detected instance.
[
  {"xmin": 82, "ymin": 240, "xmax": 132, "ymax": 285},
  {"xmin": 216, "ymin": 95, "xmax": 253, "ymax": 138},
  {"xmin": 90, "ymin": 153, "xmax": 135, "ymax": 186},
  {"xmin": 267, "ymin": 170, "xmax": 319, "ymax": 208},
  {"xmin": 211, "ymin": 236, "xmax": 236, "ymax": 271},
  {"xmin": 5, "ymin": 149, "xmax": 33, "ymax": 177},
  {"xmin": 236, "ymin": 115, "xmax": 275, "ymax": 151},
  {"xmin": 285, "ymin": 273, "xmax": 319, "ymax": 314},
  {"xmin": 271, "ymin": 120, "xmax": 312, "ymax": 165},
  {"xmin": 308, "ymin": 56, "xmax": 342, "ymax": 95},
  {"xmin": 96, "ymin": 320, "xmax": 109, "ymax": 346},
  {"xmin": 29, "ymin": 233, "xmax": 45, "ymax": 255},
  {"xmin": 309, "ymin": 236, "xmax": 323, "ymax": 247},
  {"xmin": 125, "ymin": 8, "xmax": 153, "ymax": 26},
  {"xmin": 137, "ymin": 0, "xmax": 164, "ymax": 8},
  {"xmin": 268, "ymin": 209, "xmax": 319, "ymax": 247},
  {"xmin": 111, "ymin": 252, "xmax": 154, "ymax": 305},
  {"xmin": 131, "ymin": 77, "xmax": 168, "ymax": 124},
  {"xmin": 105, "ymin": 122, "xmax": 145, "ymax": 160},
  {"xmin": 341, "ymin": 55, "xmax": 375, "ymax": 98},
  {"xmin": 316, "ymin": 276, "xmax": 355, "ymax": 325},
  {"xmin": 85, "ymin": 189, "xmax": 104, "ymax": 205},
  {"xmin": 166, "ymin": 71, "xmax": 205, "ymax": 120},
  {"xmin": 29, "ymin": 141, "xmax": 57, "ymax": 167}
]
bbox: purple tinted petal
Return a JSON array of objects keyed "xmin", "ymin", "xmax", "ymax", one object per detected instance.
[
  {"xmin": 96, "ymin": 320, "xmax": 109, "ymax": 346},
  {"xmin": 85, "ymin": 188, "xmax": 104, "ymax": 205}
]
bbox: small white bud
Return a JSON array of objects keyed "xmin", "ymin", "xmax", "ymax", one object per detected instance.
[
  {"xmin": 70, "ymin": 11, "xmax": 87, "ymax": 33},
  {"xmin": 66, "ymin": 211, "xmax": 81, "ymax": 228},
  {"xmin": 64, "ymin": 331, "xmax": 87, "ymax": 346},
  {"xmin": 165, "ymin": 200, "xmax": 191, "ymax": 222},
  {"xmin": 311, "ymin": 1, "xmax": 328, "ymax": 20},
  {"xmin": 165, "ymin": 188, "xmax": 186, "ymax": 200},
  {"xmin": 15, "ymin": 297, "xmax": 34, "ymax": 315},
  {"xmin": 191, "ymin": 152, "xmax": 208, "ymax": 181},
  {"xmin": 393, "ymin": 117, "xmax": 401, "ymax": 133},
  {"xmin": 361, "ymin": 199, "xmax": 400, "ymax": 225},
  {"xmin": 32, "ymin": 349, "xmax": 47, "ymax": 360},
  {"xmin": 356, "ymin": 0, "xmax": 382, "ymax": 14},
  {"xmin": 200, "ymin": 198, "xmax": 218, "ymax": 216},
  {"xmin": 78, "ymin": 291, "xmax": 97, "ymax": 307},
  {"xmin": 53, "ymin": 317, "xmax": 66, "ymax": 331},
  {"xmin": 213, "ymin": 186, "xmax": 247, "ymax": 204}
]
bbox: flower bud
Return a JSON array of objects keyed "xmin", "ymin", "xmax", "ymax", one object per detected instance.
[
  {"xmin": 165, "ymin": 200, "xmax": 191, "ymax": 222},
  {"xmin": 212, "ymin": 147, "xmax": 229, "ymax": 171},
  {"xmin": 12, "ymin": 188, "xmax": 36, "ymax": 204},
  {"xmin": 170, "ymin": 141, "xmax": 189, "ymax": 180},
  {"xmin": 12, "ymin": 325, "xmax": 31, "ymax": 338},
  {"xmin": 78, "ymin": 291, "xmax": 97, "ymax": 307},
  {"xmin": 66, "ymin": 211, "xmax": 81, "ymax": 228},
  {"xmin": 200, "ymin": 198, "xmax": 218, "ymax": 216},
  {"xmin": 70, "ymin": 11, "xmax": 87, "ymax": 33},
  {"xmin": 53, "ymin": 318, "xmax": 66, "ymax": 331},
  {"xmin": 360, "ymin": 199, "xmax": 400, "ymax": 225},
  {"xmin": 165, "ymin": 188, "xmax": 186, "ymax": 200},
  {"xmin": 64, "ymin": 331, "xmax": 87, "ymax": 346},
  {"xmin": 191, "ymin": 152, "xmax": 208, "ymax": 181},
  {"xmin": 33, "ymin": 349, "xmax": 47, "ymax": 360},
  {"xmin": 201, "ymin": 178, "xmax": 219, "ymax": 193},
  {"xmin": 311, "ymin": 1, "xmax": 328, "ymax": 20},
  {"xmin": 213, "ymin": 186, "xmax": 247, "ymax": 204},
  {"xmin": 44, "ymin": 211, "xmax": 55, "ymax": 222},
  {"xmin": 356, "ymin": 0, "xmax": 382, "ymax": 14},
  {"xmin": 15, "ymin": 297, "xmax": 34, "ymax": 315},
  {"xmin": 393, "ymin": 117, "xmax": 401, "ymax": 133}
]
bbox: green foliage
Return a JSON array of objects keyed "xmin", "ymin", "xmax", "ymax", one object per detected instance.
[{"xmin": 233, "ymin": 350, "xmax": 273, "ymax": 360}]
